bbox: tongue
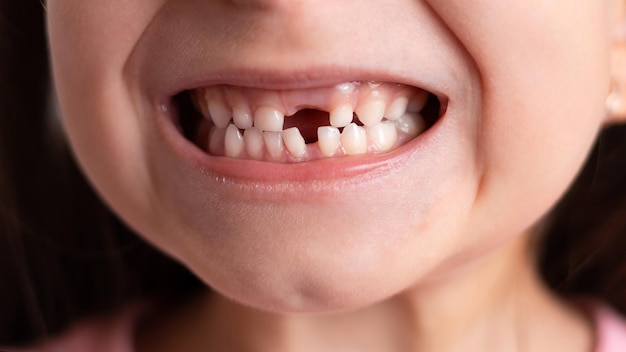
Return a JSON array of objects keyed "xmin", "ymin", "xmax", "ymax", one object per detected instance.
[{"xmin": 283, "ymin": 109, "xmax": 334, "ymax": 144}]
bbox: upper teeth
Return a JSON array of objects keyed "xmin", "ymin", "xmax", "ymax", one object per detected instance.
[
  {"xmin": 193, "ymin": 81, "xmax": 430, "ymax": 162},
  {"xmin": 355, "ymin": 98, "xmax": 386, "ymax": 127},
  {"xmin": 254, "ymin": 106, "xmax": 285, "ymax": 132},
  {"xmin": 330, "ymin": 104, "xmax": 354, "ymax": 128}
]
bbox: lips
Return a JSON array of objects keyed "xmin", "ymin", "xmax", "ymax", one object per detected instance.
[{"xmin": 150, "ymin": 73, "xmax": 448, "ymax": 184}]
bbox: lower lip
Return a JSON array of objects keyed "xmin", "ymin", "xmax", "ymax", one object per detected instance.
[{"xmin": 155, "ymin": 100, "xmax": 445, "ymax": 192}]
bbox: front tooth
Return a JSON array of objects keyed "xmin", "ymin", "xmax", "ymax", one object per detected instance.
[
  {"xmin": 317, "ymin": 126, "xmax": 341, "ymax": 157},
  {"xmin": 396, "ymin": 112, "xmax": 426, "ymax": 138},
  {"xmin": 340, "ymin": 123, "xmax": 367, "ymax": 155},
  {"xmin": 385, "ymin": 96, "xmax": 409, "ymax": 121},
  {"xmin": 367, "ymin": 121, "xmax": 398, "ymax": 152},
  {"xmin": 209, "ymin": 127, "xmax": 227, "ymax": 155},
  {"xmin": 355, "ymin": 99, "xmax": 385, "ymax": 127},
  {"xmin": 233, "ymin": 105, "xmax": 253, "ymax": 129},
  {"xmin": 254, "ymin": 106, "xmax": 284, "ymax": 132},
  {"xmin": 282, "ymin": 127, "xmax": 307, "ymax": 159},
  {"xmin": 330, "ymin": 105, "xmax": 354, "ymax": 128},
  {"xmin": 207, "ymin": 93, "xmax": 232, "ymax": 129},
  {"xmin": 407, "ymin": 90, "xmax": 429, "ymax": 113},
  {"xmin": 228, "ymin": 90, "xmax": 253, "ymax": 129},
  {"xmin": 244, "ymin": 128, "xmax": 264, "ymax": 160},
  {"xmin": 225, "ymin": 124, "xmax": 244, "ymax": 158},
  {"xmin": 263, "ymin": 131, "xmax": 284, "ymax": 159}
]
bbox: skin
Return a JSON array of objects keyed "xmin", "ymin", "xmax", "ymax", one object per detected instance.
[{"xmin": 47, "ymin": 0, "xmax": 626, "ymax": 351}]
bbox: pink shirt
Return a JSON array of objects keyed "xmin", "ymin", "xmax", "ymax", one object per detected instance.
[
  {"xmin": 594, "ymin": 305, "xmax": 626, "ymax": 352},
  {"xmin": 5, "ymin": 303, "xmax": 626, "ymax": 352}
]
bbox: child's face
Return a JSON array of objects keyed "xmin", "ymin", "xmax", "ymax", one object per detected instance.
[{"xmin": 47, "ymin": 1, "xmax": 616, "ymax": 312}]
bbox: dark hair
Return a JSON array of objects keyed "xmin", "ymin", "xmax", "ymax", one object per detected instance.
[
  {"xmin": 1, "ymin": 0, "xmax": 625, "ymax": 347},
  {"xmin": 0, "ymin": 0, "xmax": 200, "ymax": 346},
  {"xmin": 539, "ymin": 124, "xmax": 626, "ymax": 313}
]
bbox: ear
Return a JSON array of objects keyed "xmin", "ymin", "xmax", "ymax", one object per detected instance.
[{"xmin": 607, "ymin": 0, "xmax": 626, "ymax": 123}]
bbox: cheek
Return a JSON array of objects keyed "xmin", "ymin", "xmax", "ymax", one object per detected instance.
[
  {"xmin": 46, "ymin": 0, "xmax": 170, "ymax": 235},
  {"xmin": 47, "ymin": 0, "xmax": 164, "ymax": 88},
  {"xmin": 436, "ymin": 1, "xmax": 611, "ymax": 246}
]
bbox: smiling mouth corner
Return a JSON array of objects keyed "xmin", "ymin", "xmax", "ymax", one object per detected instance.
[{"xmin": 170, "ymin": 81, "xmax": 443, "ymax": 163}]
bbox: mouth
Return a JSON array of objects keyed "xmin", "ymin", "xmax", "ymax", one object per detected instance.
[{"xmin": 171, "ymin": 81, "xmax": 444, "ymax": 163}]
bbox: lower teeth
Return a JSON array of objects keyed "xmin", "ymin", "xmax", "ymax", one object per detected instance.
[{"xmin": 197, "ymin": 112, "xmax": 425, "ymax": 163}]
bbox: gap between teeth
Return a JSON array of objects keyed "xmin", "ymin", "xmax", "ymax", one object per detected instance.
[{"xmin": 195, "ymin": 82, "xmax": 430, "ymax": 162}]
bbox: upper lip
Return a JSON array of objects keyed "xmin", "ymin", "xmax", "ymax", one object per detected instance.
[
  {"xmin": 159, "ymin": 66, "xmax": 450, "ymax": 113},
  {"xmin": 172, "ymin": 67, "xmax": 445, "ymax": 92}
]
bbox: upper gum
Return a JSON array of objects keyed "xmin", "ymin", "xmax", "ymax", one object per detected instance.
[{"xmin": 197, "ymin": 81, "xmax": 423, "ymax": 116}]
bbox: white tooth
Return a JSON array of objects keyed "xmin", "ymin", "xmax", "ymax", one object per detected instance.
[
  {"xmin": 244, "ymin": 128, "xmax": 264, "ymax": 160},
  {"xmin": 208, "ymin": 95, "xmax": 232, "ymax": 129},
  {"xmin": 407, "ymin": 91, "xmax": 429, "ymax": 113},
  {"xmin": 385, "ymin": 96, "xmax": 409, "ymax": 121},
  {"xmin": 396, "ymin": 112, "xmax": 426, "ymax": 138},
  {"xmin": 225, "ymin": 124, "xmax": 244, "ymax": 158},
  {"xmin": 209, "ymin": 127, "xmax": 227, "ymax": 155},
  {"xmin": 330, "ymin": 105, "xmax": 354, "ymax": 128},
  {"xmin": 263, "ymin": 131, "xmax": 284, "ymax": 159},
  {"xmin": 233, "ymin": 105, "xmax": 253, "ymax": 129},
  {"xmin": 367, "ymin": 121, "xmax": 398, "ymax": 152},
  {"xmin": 340, "ymin": 123, "xmax": 367, "ymax": 155},
  {"xmin": 282, "ymin": 127, "xmax": 307, "ymax": 159},
  {"xmin": 254, "ymin": 106, "xmax": 284, "ymax": 132},
  {"xmin": 228, "ymin": 90, "xmax": 253, "ymax": 129},
  {"xmin": 355, "ymin": 99, "xmax": 385, "ymax": 127},
  {"xmin": 317, "ymin": 126, "xmax": 341, "ymax": 157}
]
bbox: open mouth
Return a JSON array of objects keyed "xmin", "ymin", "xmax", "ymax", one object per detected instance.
[{"xmin": 172, "ymin": 81, "xmax": 443, "ymax": 163}]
